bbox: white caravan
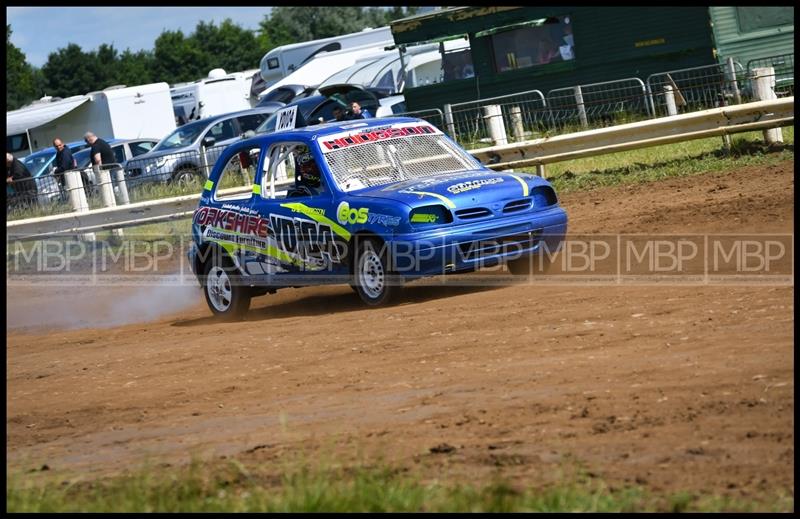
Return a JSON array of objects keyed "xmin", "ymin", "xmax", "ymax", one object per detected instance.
[
  {"xmin": 6, "ymin": 82, "xmax": 176, "ymax": 156},
  {"xmin": 259, "ymin": 27, "xmax": 394, "ymax": 90},
  {"xmin": 170, "ymin": 69, "xmax": 257, "ymax": 124}
]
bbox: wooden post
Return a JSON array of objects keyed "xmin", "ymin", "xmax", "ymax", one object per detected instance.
[
  {"xmin": 482, "ymin": 104, "xmax": 508, "ymax": 146},
  {"xmin": 574, "ymin": 85, "xmax": 588, "ymax": 129},
  {"xmin": 663, "ymin": 85, "xmax": 678, "ymax": 116},
  {"xmin": 94, "ymin": 164, "xmax": 123, "ymax": 239},
  {"xmin": 751, "ymin": 67, "xmax": 783, "ymax": 145},
  {"xmin": 509, "ymin": 105, "xmax": 525, "ymax": 142},
  {"xmin": 64, "ymin": 169, "xmax": 95, "ymax": 242},
  {"xmin": 112, "ymin": 165, "xmax": 130, "ymax": 205}
]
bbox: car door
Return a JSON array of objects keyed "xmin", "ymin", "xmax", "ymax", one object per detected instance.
[{"xmin": 251, "ymin": 139, "xmax": 346, "ymax": 279}]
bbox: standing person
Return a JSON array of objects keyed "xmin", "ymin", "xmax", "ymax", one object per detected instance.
[
  {"xmin": 52, "ymin": 138, "xmax": 76, "ymax": 188},
  {"xmin": 348, "ymin": 101, "xmax": 373, "ymax": 119},
  {"xmin": 84, "ymin": 132, "xmax": 115, "ymax": 168},
  {"xmin": 6, "ymin": 152, "xmax": 38, "ymax": 208}
]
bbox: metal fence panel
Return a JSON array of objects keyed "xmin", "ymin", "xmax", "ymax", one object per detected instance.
[
  {"xmin": 448, "ymin": 90, "xmax": 548, "ymax": 147},
  {"xmin": 546, "ymin": 78, "xmax": 649, "ymax": 130},
  {"xmin": 646, "ymin": 62, "xmax": 746, "ymax": 117},
  {"xmin": 747, "ymin": 53, "xmax": 794, "ymax": 97}
]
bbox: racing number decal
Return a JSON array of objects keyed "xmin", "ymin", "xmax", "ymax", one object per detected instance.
[
  {"xmin": 275, "ymin": 106, "xmax": 298, "ymax": 132},
  {"xmin": 269, "ymin": 214, "xmax": 342, "ymax": 268}
]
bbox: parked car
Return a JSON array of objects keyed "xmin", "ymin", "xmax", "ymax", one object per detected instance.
[
  {"xmin": 15, "ymin": 140, "xmax": 90, "ymax": 204},
  {"xmin": 256, "ymin": 84, "xmax": 315, "ymax": 106},
  {"xmin": 252, "ymin": 89, "xmax": 405, "ymax": 136},
  {"xmin": 73, "ymin": 138, "xmax": 159, "ymax": 194},
  {"xmin": 188, "ymin": 117, "xmax": 568, "ymax": 319},
  {"xmin": 124, "ymin": 106, "xmax": 281, "ymax": 188}
]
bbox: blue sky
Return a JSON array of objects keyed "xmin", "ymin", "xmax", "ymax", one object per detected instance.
[{"xmin": 7, "ymin": 7, "xmax": 274, "ymax": 67}]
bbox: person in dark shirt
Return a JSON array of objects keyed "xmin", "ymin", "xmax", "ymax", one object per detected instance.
[
  {"xmin": 6, "ymin": 152, "xmax": 38, "ymax": 207},
  {"xmin": 84, "ymin": 132, "xmax": 116, "ymax": 167},
  {"xmin": 52, "ymin": 138, "xmax": 76, "ymax": 187},
  {"xmin": 348, "ymin": 101, "xmax": 373, "ymax": 120}
]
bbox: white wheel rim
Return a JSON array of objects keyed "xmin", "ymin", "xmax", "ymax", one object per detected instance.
[
  {"xmin": 359, "ymin": 248, "xmax": 385, "ymax": 300},
  {"xmin": 207, "ymin": 266, "xmax": 232, "ymax": 312}
]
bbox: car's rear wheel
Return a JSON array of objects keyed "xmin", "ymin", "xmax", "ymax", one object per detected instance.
[
  {"xmin": 203, "ymin": 251, "xmax": 251, "ymax": 320},
  {"xmin": 353, "ymin": 238, "xmax": 399, "ymax": 306}
]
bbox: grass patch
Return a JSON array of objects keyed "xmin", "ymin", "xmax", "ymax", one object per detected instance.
[
  {"xmin": 526, "ymin": 127, "xmax": 794, "ymax": 193},
  {"xmin": 6, "ymin": 457, "xmax": 792, "ymax": 513}
]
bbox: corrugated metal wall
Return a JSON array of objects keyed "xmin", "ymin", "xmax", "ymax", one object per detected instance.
[
  {"xmin": 393, "ymin": 7, "xmax": 716, "ymax": 112},
  {"xmin": 709, "ymin": 6, "xmax": 794, "ymax": 69}
]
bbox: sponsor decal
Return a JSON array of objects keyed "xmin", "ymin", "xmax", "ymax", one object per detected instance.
[
  {"xmin": 410, "ymin": 213, "xmax": 439, "ymax": 223},
  {"xmin": 320, "ymin": 124, "xmax": 439, "ymax": 152},
  {"xmin": 367, "ymin": 213, "xmax": 401, "ymax": 227},
  {"xmin": 337, "ymin": 201, "xmax": 369, "ymax": 225},
  {"xmin": 193, "ymin": 207, "xmax": 269, "ymax": 238},
  {"xmin": 447, "ymin": 177, "xmax": 504, "ymax": 194},
  {"xmin": 269, "ymin": 214, "xmax": 343, "ymax": 267}
]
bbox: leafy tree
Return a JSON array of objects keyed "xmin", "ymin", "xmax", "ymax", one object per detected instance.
[
  {"xmin": 190, "ymin": 19, "xmax": 264, "ymax": 74},
  {"xmin": 40, "ymin": 43, "xmax": 97, "ymax": 98},
  {"xmin": 7, "ymin": 24, "xmax": 40, "ymax": 109},
  {"xmin": 115, "ymin": 49, "xmax": 155, "ymax": 86},
  {"xmin": 152, "ymin": 29, "xmax": 206, "ymax": 84}
]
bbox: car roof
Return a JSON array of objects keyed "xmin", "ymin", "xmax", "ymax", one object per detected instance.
[
  {"xmin": 24, "ymin": 140, "xmax": 87, "ymax": 158},
  {"xmin": 191, "ymin": 106, "xmax": 280, "ymax": 126},
  {"xmin": 243, "ymin": 116, "xmax": 427, "ymax": 145}
]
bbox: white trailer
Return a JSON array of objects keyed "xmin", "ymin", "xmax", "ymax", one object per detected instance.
[
  {"xmin": 170, "ymin": 69, "xmax": 256, "ymax": 124},
  {"xmin": 7, "ymin": 82, "xmax": 176, "ymax": 155},
  {"xmin": 259, "ymin": 27, "xmax": 394, "ymax": 90}
]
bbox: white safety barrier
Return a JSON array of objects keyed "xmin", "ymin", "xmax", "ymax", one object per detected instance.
[{"xmin": 6, "ymin": 97, "xmax": 794, "ymax": 241}]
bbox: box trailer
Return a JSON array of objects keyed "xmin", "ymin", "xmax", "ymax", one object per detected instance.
[{"xmin": 7, "ymin": 82, "xmax": 176, "ymax": 155}]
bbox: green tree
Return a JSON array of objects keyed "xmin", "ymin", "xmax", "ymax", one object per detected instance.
[
  {"xmin": 115, "ymin": 49, "xmax": 155, "ymax": 86},
  {"xmin": 190, "ymin": 19, "xmax": 264, "ymax": 74},
  {"xmin": 40, "ymin": 43, "xmax": 97, "ymax": 98},
  {"xmin": 7, "ymin": 24, "xmax": 40, "ymax": 109},
  {"xmin": 151, "ymin": 29, "xmax": 206, "ymax": 84}
]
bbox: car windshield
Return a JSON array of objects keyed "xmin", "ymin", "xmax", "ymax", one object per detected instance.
[
  {"xmin": 153, "ymin": 120, "xmax": 207, "ymax": 151},
  {"xmin": 22, "ymin": 152, "xmax": 55, "ymax": 178},
  {"xmin": 73, "ymin": 148, "xmax": 92, "ymax": 168},
  {"xmin": 319, "ymin": 123, "xmax": 482, "ymax": 192}
]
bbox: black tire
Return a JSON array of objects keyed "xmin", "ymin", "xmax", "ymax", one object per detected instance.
[
  {"xmin": 202, "ymin": 250, "xmax": 251, "ymax": 321},
  {"xmin": 507, "ymin": 253, "xmax": 554, "ymax": 279},
  {"xmin": 171, "ymin": 166, "xmax": 203, "ymax": 188},
  {"xmin": 352, "ymin": 237, "xmax": 400, "ymax": 306}
]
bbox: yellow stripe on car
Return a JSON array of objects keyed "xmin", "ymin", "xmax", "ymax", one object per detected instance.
[
  {"xmin": 280, "ymin": 202, "xmax": 352, "ymax": 240},
  {"xmin": 506, "ymin": 174, "xmax": 529, "ymax": 196},
  {"xmin": 204, "ymin": 180, "xmax": 214, "ymax": 191},
  {"xmin": 405, "ymin": 190, "xmax": 456, "ymax": 209}
]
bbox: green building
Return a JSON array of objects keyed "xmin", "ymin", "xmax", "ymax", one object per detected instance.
[
  {"xmin": 709, "ymin": 6, "xmax": 793, "ymax": 92},
  {"xmin": 391, "ymin": 6, "xmax": 716, "ymax": 112}
]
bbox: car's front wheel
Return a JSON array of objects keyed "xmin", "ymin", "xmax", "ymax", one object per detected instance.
[
  {"xmin": 172, "ymin": 165, "xmax": 203, "ymax": 188},
  {"xmin": 203, "ymin": 251, "xmax": 251, "ymax": 320},
  {"xmin": 352, "ymin": 238, "xmax": 399, "ymax": 306}
]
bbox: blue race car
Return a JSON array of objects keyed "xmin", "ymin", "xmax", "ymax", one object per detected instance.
[{"xmin": 189, "ymin": 116, "xmax": 567, "ymax": 319}]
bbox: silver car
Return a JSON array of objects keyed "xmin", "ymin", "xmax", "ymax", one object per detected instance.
[{"xmin": 124, "ymin": 107, "xmax": 280, "ymax": 188}]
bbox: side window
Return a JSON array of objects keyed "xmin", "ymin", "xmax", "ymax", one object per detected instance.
[
  {"xmin": 260, "ymin": 143, "xmax": 325, "ymax": 200},
  {"xmin": 130, "ymin": 141, "xmax": 155, "ymax": 157},
  {"xmin": 215, "ymin": 145, "xmax": 262, "ymax": 201},
  {"xmin": 206, "ymin": 119, "xmax": 236, "ymax": 141},
  {"xmin": 237, "ymin": 113, "xmax": 268, "ymax": 133},
  {"xmin": 391, "ymin": 101, "xmax": 407, "ymax": 114},
  {"xmin": 486, "ymin": 15, "xmax": 574, "ymax": 72},
  {"xmin": 113, "ymin": 145, "xmax": 126, "ymax": 164}
]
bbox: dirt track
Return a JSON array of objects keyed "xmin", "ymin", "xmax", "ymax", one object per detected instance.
[{"xmin": 7, "ymin": 161, "xmax": 794, "ymax": 501}]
